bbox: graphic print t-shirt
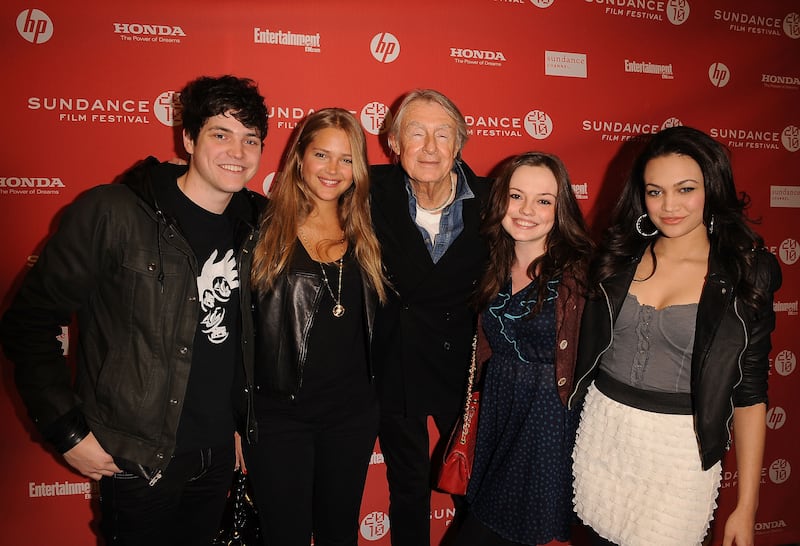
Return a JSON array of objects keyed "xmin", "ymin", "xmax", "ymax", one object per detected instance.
[{"xmin": 163, "ymin": 180, "xmax": 240, "ymax": 452}]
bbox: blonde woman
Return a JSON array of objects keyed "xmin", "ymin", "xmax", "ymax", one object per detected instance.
[{"xmin": 244, "ymin": 108, "xmax": 388, "ymax": 546}]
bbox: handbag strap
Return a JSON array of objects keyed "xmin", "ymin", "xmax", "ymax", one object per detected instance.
[{"xmin": 460, "ymin": 333, "xmax": 479, "ymax": 423}]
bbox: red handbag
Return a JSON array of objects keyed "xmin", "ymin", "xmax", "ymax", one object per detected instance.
[{"xmin": 436, "ymin": 334, "xmax": 480, "ymax": 496}]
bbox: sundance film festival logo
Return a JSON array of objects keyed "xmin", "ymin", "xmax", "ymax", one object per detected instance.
[
  {"xmin": 774, "ymin": 350, "xmax": 797, "ymax": 376},
  {"xmin": 708, "ymin": 62, "xmax": 730, "ymax": 87},
  {"xmin": 766, "ymin": 407, "xmax": 786, "ymax": 430},
  {"xmin": 768, "ymin": 459, "xmax": 790, "ymax": 485},
  {"xmin": 531, "ymin": 0, "xmax": 556, "ymax": 7},
  {"xmin": 17, "ymin": 9, "xmax": 53, "ymax": 44},
  {"xmin": 154, "ymin": 91, "xmax": 180, "ymax": 126},
  {"xmin": 782, "ymin": 125, "xmax": 800, "ymax": 152},
  {"xmin": 370, "ymin": 33, "xmax": 400, "ymax": 63},
  {"xmin": 262, "ymin": 172, "xmax": 277, "ymax": 197},
  {"xmin": 708, "ymin": 126, "xmax": 782, "ymax": 151},
  {"xmin": 360, "ymin": 511, "xmax": 390, "ymax": 541},
  {"xmin": 666, "ymin": 0, "xmax": 690, "ymax": 25},
  {"xmin": 777, "ymin": 238, "xmax": 799, "ymax": 266},
  {"xmin": 524, "ymin": 110, "xmax": 553, "ymax": 140},
  {"xmin": 466, "ymin": 113, "xmax": 523, "ymax": 138},
  {"xmin": 360, "ymin": 102, "xmax": 391, "ymax": 136},
  {"xmin": 785, "ymin": 12, "xmax": 800, "ymax": 39},
  {"xmin": 586, "ymin": 0, "xmax": 689, "ymax": 25},
  {"xmin": 714, "ymin": 9, "xmax": 800, "ymax": 39},
  {"xmin": 28, "ymin": 96, "xmax": 151, "ymax": 124},
  {"xmin": 269, "ymin": 105, "xmax": 317, "ymax": 130},
  {"xmin": 582, "ymin": 117, "xmax": 677, "ymax": 142}
]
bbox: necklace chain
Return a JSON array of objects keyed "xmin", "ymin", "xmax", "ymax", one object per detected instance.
[
  {"xmin": 319, "ymin": 258, "xmax": 345, "ymax": 317},
  {"xmin": 298, "ymin": 227, "xmax": 345, "ymax": 318},
  {"xmin": 413, "ymin": 174, "xmax": 456, "ymax": 214}
]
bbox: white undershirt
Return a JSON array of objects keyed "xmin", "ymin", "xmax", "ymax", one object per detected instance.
[{"xmin": 415, "ymin": 206, "xmax": 442, "ymax": 244}]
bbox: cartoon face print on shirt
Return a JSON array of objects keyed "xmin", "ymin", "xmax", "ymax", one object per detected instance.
[{"xmin": 196, "ymin": 249, "xmax": 239, "ymax": 344}]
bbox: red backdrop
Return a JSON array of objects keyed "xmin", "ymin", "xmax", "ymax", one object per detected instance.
[{"xmin": 1, "ymin": 1, "xmax": 798, "ymax": 544}]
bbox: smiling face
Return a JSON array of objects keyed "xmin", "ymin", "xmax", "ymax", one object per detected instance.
[
  {"xmin": 501, "ymin": 165, "xmax": 558, "ymax": 256},
  {"xmin": 182, "ymin": 111, "xmax": 263, "ymax": 213},
  {"xmin": 643, "ymin": 153, "xmax": 707, "ymax": 240},
  {"xmin": 389, "ymin": 100, "xmax": 459, "ymax": 187},
  {"xmin": 300, "ymin": 126, "xmax": 354, "ymax": 209}
]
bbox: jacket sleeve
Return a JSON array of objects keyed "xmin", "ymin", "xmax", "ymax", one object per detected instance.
[
  {"xmin": 733, "ymin": 250, "xmax": 782, "ymax": 407},
  {"xmin": 0, "ymin": 186, "xmax": 119, "ymax": 452}
]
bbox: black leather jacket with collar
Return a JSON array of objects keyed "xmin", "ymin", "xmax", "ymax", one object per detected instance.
[
  {"xmin": 0, "ymin": 157, "xmax": 263, "ymax": 480},
  {"xmin": 568, "ymin": 244, "xmax": 781, "ymax": 469},
  {"xmin": 251, "ymin": 248, "xmax": 377, "ymax": 400}
]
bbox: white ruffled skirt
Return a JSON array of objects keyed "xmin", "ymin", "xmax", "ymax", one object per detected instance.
[{"xmin": 572, "ymin": 383, "xmax": 722, "ymax": 546}]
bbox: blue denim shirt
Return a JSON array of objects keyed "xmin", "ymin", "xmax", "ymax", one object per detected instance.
[{"xmin": 404, "ymin": 160, "xmax": 476, "ymax": 264}]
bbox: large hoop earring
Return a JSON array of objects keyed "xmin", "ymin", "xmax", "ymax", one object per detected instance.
[
  {"xmin": 707, "ymin": 214, "xmax": 715, "ymax": 235},
  {"xmin": 635, "ymin": 214, "xmax": 659, "ymax": 237}
]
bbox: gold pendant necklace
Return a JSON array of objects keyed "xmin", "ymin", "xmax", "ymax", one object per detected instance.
[
  {"xmin": 298, "ymin": 227, "xmax": 346, "ymax": 318},
  {"xmin": 319, "ymin": 257, "xmax": 345, "ymax": 317}
]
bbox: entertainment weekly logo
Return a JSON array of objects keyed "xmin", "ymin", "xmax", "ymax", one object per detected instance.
[
  {"xmin": 713, "ymin": 9, "xmax": 800, "ymax": 39},
  {"xmin": 584, "ymin": 0, "xmax": 690, "ymax": 25},
  {"xmin": 709, "ymin": 126, "xmax": 799, "ymax": 152},
  {"xmin": 16, "ymin": 9, "xmax": 53, "ymax": 44},
  {"xmin": 253, "ymin": 27, "xmax": 321, "ymax": 53},
  {"xmin": 27, "ymin": 90, "xmax": 182, "ymax": 126},
  {"xmin": 0, "ymin": 176, "xmax": 65, "ymax": 196},
  {"xmin": 113, "ymin": 22, "xmax": 186, "ymax": 44},
  {"xmin": 582, "ymin": 117, "xmax": 681, "ymax": 142},
  {"xmin": 463, "ymin": 109, "xmax": 554, "ymax": 139},
  {"xmin": 29, "ymin": 480, "xmax": 97, "ymax": 500},
  {"xmin": 625, "ymin": 58, "xmax": 674, "ymax": 79}
]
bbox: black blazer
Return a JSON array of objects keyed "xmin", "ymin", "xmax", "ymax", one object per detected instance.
[{"xmin": 370, "ymin": 162, "xmax": 490, "ymax": 416}]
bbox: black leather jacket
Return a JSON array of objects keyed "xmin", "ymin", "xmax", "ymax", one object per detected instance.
[
  {"xmin": 251, "ymin": 250, "xmax": 377, "ymax": 400},
  {"xmin": 0, "ymin": 158, "xmax": 262, "ymax": 480},
  {"xmin": 568, "ymin": 246, "xmax": 781, "ymax": 469}
]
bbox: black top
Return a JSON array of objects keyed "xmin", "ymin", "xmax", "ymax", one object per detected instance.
[
  {"xmin": 255, "ymin": 244, "xmax": 373, "ymax": 420},
  {"xmin": 161, "ymin": 178, "xmax": 238, "ymax": 452}
]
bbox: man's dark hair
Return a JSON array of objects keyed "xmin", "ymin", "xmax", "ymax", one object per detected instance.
[{"xmin": 179, "ymin": 75, "xmax": 268, "ymax": 144}]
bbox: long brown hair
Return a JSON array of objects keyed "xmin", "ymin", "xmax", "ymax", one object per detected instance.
[
  {"xmin": 475, "ymin": 152, "xmax": 593, "ymax": 312},
  {"xmin": 251, "ymin": 108, "xmax": 388, "ymax": 302}
]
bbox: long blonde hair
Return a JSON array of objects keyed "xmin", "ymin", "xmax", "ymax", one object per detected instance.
[{"xmin": 251, "ymin": 107, "xmax": 388, "ymax": 302}]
